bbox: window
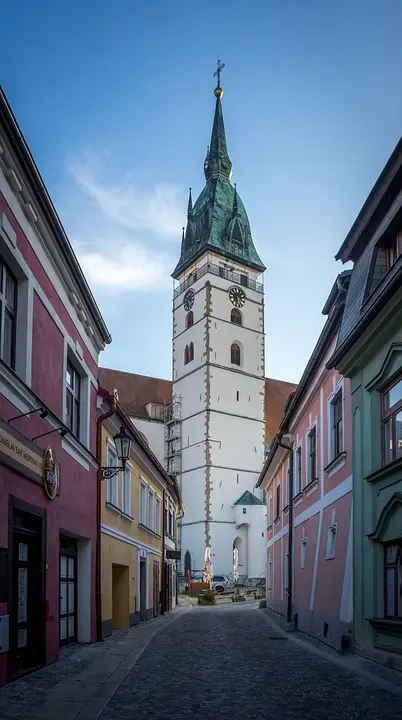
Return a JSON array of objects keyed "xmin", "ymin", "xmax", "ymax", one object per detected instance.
[
  {"xmin": 148, "ymin": 489, "xmax": 155, "ymax": 530},
  {"xmin": 382, "ymin": 376, "xmax": 402, "ymax": 465},
  {"xmin": 236, "ymin": 390, "xmax": 239, "ymax": 401},
  {"xmin": 268, "ymin": 496, "xmax": 273, "ymax": 526},
  {"xmin": 106, "ymin": 446, "xmax": 118, "ymax": 508},
  {"xmin": 189, "ymin": 342, "xmax": 194, "ymax": 362},
  {"xmin": 307, "ymin": 426, "xmax": 317, "ymax": 484},
  {"xmin": 240, "ymin": 274, "xmax": 248, "ymax": 287},
  {"xmin": 275, "ymin": 484, "xmax": 280, "ymax": 519},
  {"xmin": 295, "ymin": 446, "xmax": 302, "ymax": 494},
  {"xmin": 231, "ymin": 343, "xmax": 241, "ymax": 366},
  {"xmin": 384, "ymin": 543, "xmax": 402, "ymax": 618},
  {"xmin": 267, "ymin": 551, "xmax": 272, "ymax": 591},
  {"xmin": 326, "ymin": 509, "xmax": 337, "ymax": 559},
  {"xmin": 385, "ymin": 230, "xmax": 402, "ymax": 272},
  {"xmin": 242, "ymin": 507, "xmax": 247, "ymax": 514},
  {"xmin": 231, "ymin": 309, "xmax": 242, "ymax": 326},
  {"xmin": 155, "ymin": 497, "xmax": 161, "ymax": 535},
  {"xmin": 164, "ymin": 502, "xmax": 168, "ymax": 533},
  {"xmin": 66, "ymin": 360, "xmax": 81, "ymax": 437},
  {"xmin": 168, "ymin": 506, "xmax": 174, "ymax": 537},
  {"xmin": 186, "ymin": 311, "xmax": 194, "ymax": 329},
  {"xmin": 184, "ymin": 345, "xmax": 189, "ymax": 365},
  {"xmin": 219, "ymin": 266, "xmax": 224, "ymax": 278},
  {"xmin": 140, "ymin": 480, "xmax": 147, "ymax": 524},
  {"xmin": 122, "ymin": 465, "xmax": 131, "ymax": 516},
  {"xmin": 285, "ymin": 468, "xmax": 290, "ymax": 507},
  {"xmin": 301, "ymin": 528, "xmax": 307, "ymax": 569},
  {"xmin": 331, "ymin": 391, "xmax": 343, "ymax": 459},
  {"xmin": 0, "ymin": 258, "xmax": 17, "ymax": 368}
]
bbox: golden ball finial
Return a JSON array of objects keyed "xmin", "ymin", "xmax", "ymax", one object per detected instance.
[{"xmin": 214, "ymin": 86, "xmax": 224, "ymax": 99}]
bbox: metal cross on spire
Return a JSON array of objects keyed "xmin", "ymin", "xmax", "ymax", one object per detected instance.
[{"xmin": 213, "ymin": 56, "xmax": 225, "ymax": 88}]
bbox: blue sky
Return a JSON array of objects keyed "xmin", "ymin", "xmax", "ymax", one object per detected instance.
[{"xmin": 2, "ymin": 0, "xmax": 402, "ymax": 383}]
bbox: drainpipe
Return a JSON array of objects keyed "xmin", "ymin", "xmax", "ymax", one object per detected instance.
[
  {"xmin": 278, "ymin": 436, "xmax": 294, "ymax": 624},
  {"xmin": 96, "ymin": 394, "xmax": 116, "ymax": 641},
  {"xmin": 161, "ymin": 487, "xmax": 166, "ymax": 615}
]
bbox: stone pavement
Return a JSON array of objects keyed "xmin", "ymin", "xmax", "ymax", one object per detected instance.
[
  {"xmin": 3, "ymin": 602, "xmax": 402, "ymax": 719},
  {"xmin": 0, "ymin": 605, "xmax": 189, "ymax": 720}
]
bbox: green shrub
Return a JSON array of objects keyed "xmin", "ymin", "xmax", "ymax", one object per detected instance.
[{"xmin": 201, "ymin": 589, "xmax": 215, "ymax": 603}]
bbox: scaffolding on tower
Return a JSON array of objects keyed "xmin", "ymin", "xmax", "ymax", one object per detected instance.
[{"xmin": 164, "ymin": 394, "xmax": 183, "ymax": 565}]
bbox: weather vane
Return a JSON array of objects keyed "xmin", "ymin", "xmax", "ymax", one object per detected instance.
[{"xmin": 213, "ymin": 56, "xmax": 225, "ymax": 88}]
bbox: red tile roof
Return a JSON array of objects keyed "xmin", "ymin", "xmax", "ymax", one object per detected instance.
[
  {"xmin": 264, "ymin": 377, "xmax": 297, "ymax": 443},
  {"xmin": 99, "ymin": 367, "xmax": 296, "ymax": 441},
  {"xmin": 98, "ymin": 368, "xmax": 172, "ymax": 419}
]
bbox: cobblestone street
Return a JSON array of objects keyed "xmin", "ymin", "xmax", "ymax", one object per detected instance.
[{"xmin": 2, "ymin": 603, "xmax": 402, "ymax": 720}]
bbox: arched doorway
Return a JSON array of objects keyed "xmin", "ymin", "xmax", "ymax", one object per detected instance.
[
  {"xmin": 184, "ymin": 550, "xmax": 191, "ymax": 575},
  {"xmin": 233, "ymin": 536, "xmax": 247, "ymax": 578}
]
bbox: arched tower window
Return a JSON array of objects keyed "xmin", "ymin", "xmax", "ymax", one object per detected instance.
[
  {"xmin": 186, "ymin": 311, "xmax": 194, "ymax": 329},
  {"xmin": 189, "ymin": 342, "xmax": 194, "ymax": 362},
  {"xmin": 184, "ymin": 345, "xmax": 189, "ymax": 365},
  {"xmin": 231, "ymin": 343, "xmax": 241, "ymax": 366},
  {"xmin": 231, "ymin": 309, "xmax": 242, "ymax": 326},
  {"xmin": 184, "ymin": 550, "xmax": 192, "ymax": 575}
]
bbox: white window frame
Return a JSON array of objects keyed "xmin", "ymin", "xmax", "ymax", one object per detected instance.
[
  {"xmin": 300, "ymin": 527, "xmax": 307, "ymax": 569},
  {"xmin": 139, "ymin": 478, "xmax": 147, "ymax": 525},
  {"xmin": 155, "ymin": 496, "xmax": 161, "ymax": 535},
  {"xmin": 106, "ymin": 443, "xmax": 119, "ymax": 508},
  {"xmin": 268, "ymin": 495, "xmax": 273, "ymax": 526},
  {"xmin": 327, "ymin": 379, "xmax": 345, "ymax": 463},
  {"xmin": 295, "ymin": 444, "xmax": 302, "ymax": 494},
  {"xmin": 148, "ymin": 488, "xmax": 155, "ymax": 530},
  {"xmin": 326, "ymin": 509, "xmax": 337, "ymax": 559},
  {"xmin": 122, "ymin": 462, "xmax": 132, "ymax": 518},
  {"xmin": 305, "ymin": 420, "xmax": 318, "ymax": 486},
  {"xmin": 0, "ymin": 223, "xmax": 32, "ymax": 386},
  {"xmin": 64, "ymin": 342, "xmax": 90, "ymax": 448}
]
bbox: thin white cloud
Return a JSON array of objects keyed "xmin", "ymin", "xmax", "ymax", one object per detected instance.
[
  {"xmin": 75, "ymin": 241, "xmax": 170, "ymax": 297},
  {"xmin": 69, "ymin": 156, "xmax": 184, "ymax": 238},
  {"xmin": 58, "ymin": 152, "xmax": 184, "ymax": 297}
]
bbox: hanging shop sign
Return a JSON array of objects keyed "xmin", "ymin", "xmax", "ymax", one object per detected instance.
[
  {"xmin": 43, "ymin": 447, "xmax": 59, "ymax": 500},
  {"xmin": 166, "ymin": 550, "xmax": 181, "ymax": 560},
  {"xmin": 0, "ymin": 420, "xmax": 43, "ymax": 483}
]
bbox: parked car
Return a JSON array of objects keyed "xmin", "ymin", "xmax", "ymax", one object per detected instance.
[{"xmin": 212, "ymin": 575, "xmax": 232, "ymax": 593}]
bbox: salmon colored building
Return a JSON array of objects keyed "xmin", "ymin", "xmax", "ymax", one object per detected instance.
[
  {"xmin": 258, "ymin": 271, "xmax": 353, "ymax": 650},
  {"xmin": 0, "ymin": 88, "xmax": 110, "ymax": 684}
]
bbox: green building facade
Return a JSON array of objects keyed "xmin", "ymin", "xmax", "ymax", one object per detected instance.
[{"xmin": 330, "ymin": 138, "xmax": 402, "ymax": 665}]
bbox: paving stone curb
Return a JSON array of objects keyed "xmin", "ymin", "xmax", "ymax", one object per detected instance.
[{"xmin": 261, "ymin": 608, "xmax": 402, "ymax": 698}]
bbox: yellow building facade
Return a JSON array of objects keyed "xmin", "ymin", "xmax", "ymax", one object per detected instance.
[{"xmin": 99, "ymin": 398, "xmax": 180, "ymax": 636}]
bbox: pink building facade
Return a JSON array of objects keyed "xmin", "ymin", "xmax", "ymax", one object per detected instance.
[
  {"xmin": 0, "ymin": 89, "xmax": 110, "ymax": 684},
  {"xmin": 258, "ymin": 272, "xmax": 353, "ymax": 650}
]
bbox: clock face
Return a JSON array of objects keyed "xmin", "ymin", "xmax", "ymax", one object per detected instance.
[
  {"xmin": 184, "ymin": 290, "xmax": 195, "ymax": 311},
  {"xmin": 229, "ymin": 286, "xmax": 246, "ymax": 308}
]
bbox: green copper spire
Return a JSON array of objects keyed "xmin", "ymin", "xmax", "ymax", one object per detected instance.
[
  {"xmin": 204, "ymin": 91, "xmax": 232, "ymax": 181},
  {"xmin": 172, "ymin": 66, "xmax": 265, "ymax": 279}
]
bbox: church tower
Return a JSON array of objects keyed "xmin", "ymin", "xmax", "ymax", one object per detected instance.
[{"xmin": 172, "ymin": 66, "xmax": 266, "ymax": 581}]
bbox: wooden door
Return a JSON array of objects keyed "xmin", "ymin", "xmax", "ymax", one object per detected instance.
[{"xmin": 10, "ymin": 508, "xmax": 44, "ymax": 680}]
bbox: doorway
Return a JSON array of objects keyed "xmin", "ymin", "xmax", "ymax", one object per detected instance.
[
  {"xmin": 153, "ymin": 562, "xmax": 159, "ymax": 617},
  {"xmin": 139, "ymin": 558, "xmax": 147, "ymax": 620},
  {"xmin": 9, "ymin": 501, "xmax": 45, "ymax": 681},
  {"xmin": 112, "ymin": 564, "xmax": 129, "ymax": 629},
  {"xmin": 59, "ymin": 536, "xmax": 77, "ymax": 647}
]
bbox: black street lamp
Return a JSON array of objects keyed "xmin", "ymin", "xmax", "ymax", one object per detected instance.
[{"xmin": 101, "ymin": 426, "xmax": 132, "ymax": 479}]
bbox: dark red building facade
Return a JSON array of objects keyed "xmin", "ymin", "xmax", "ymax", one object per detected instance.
[{"xmin": 0, "ymin": 88, "xmax": 111, "ymax": 685}]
